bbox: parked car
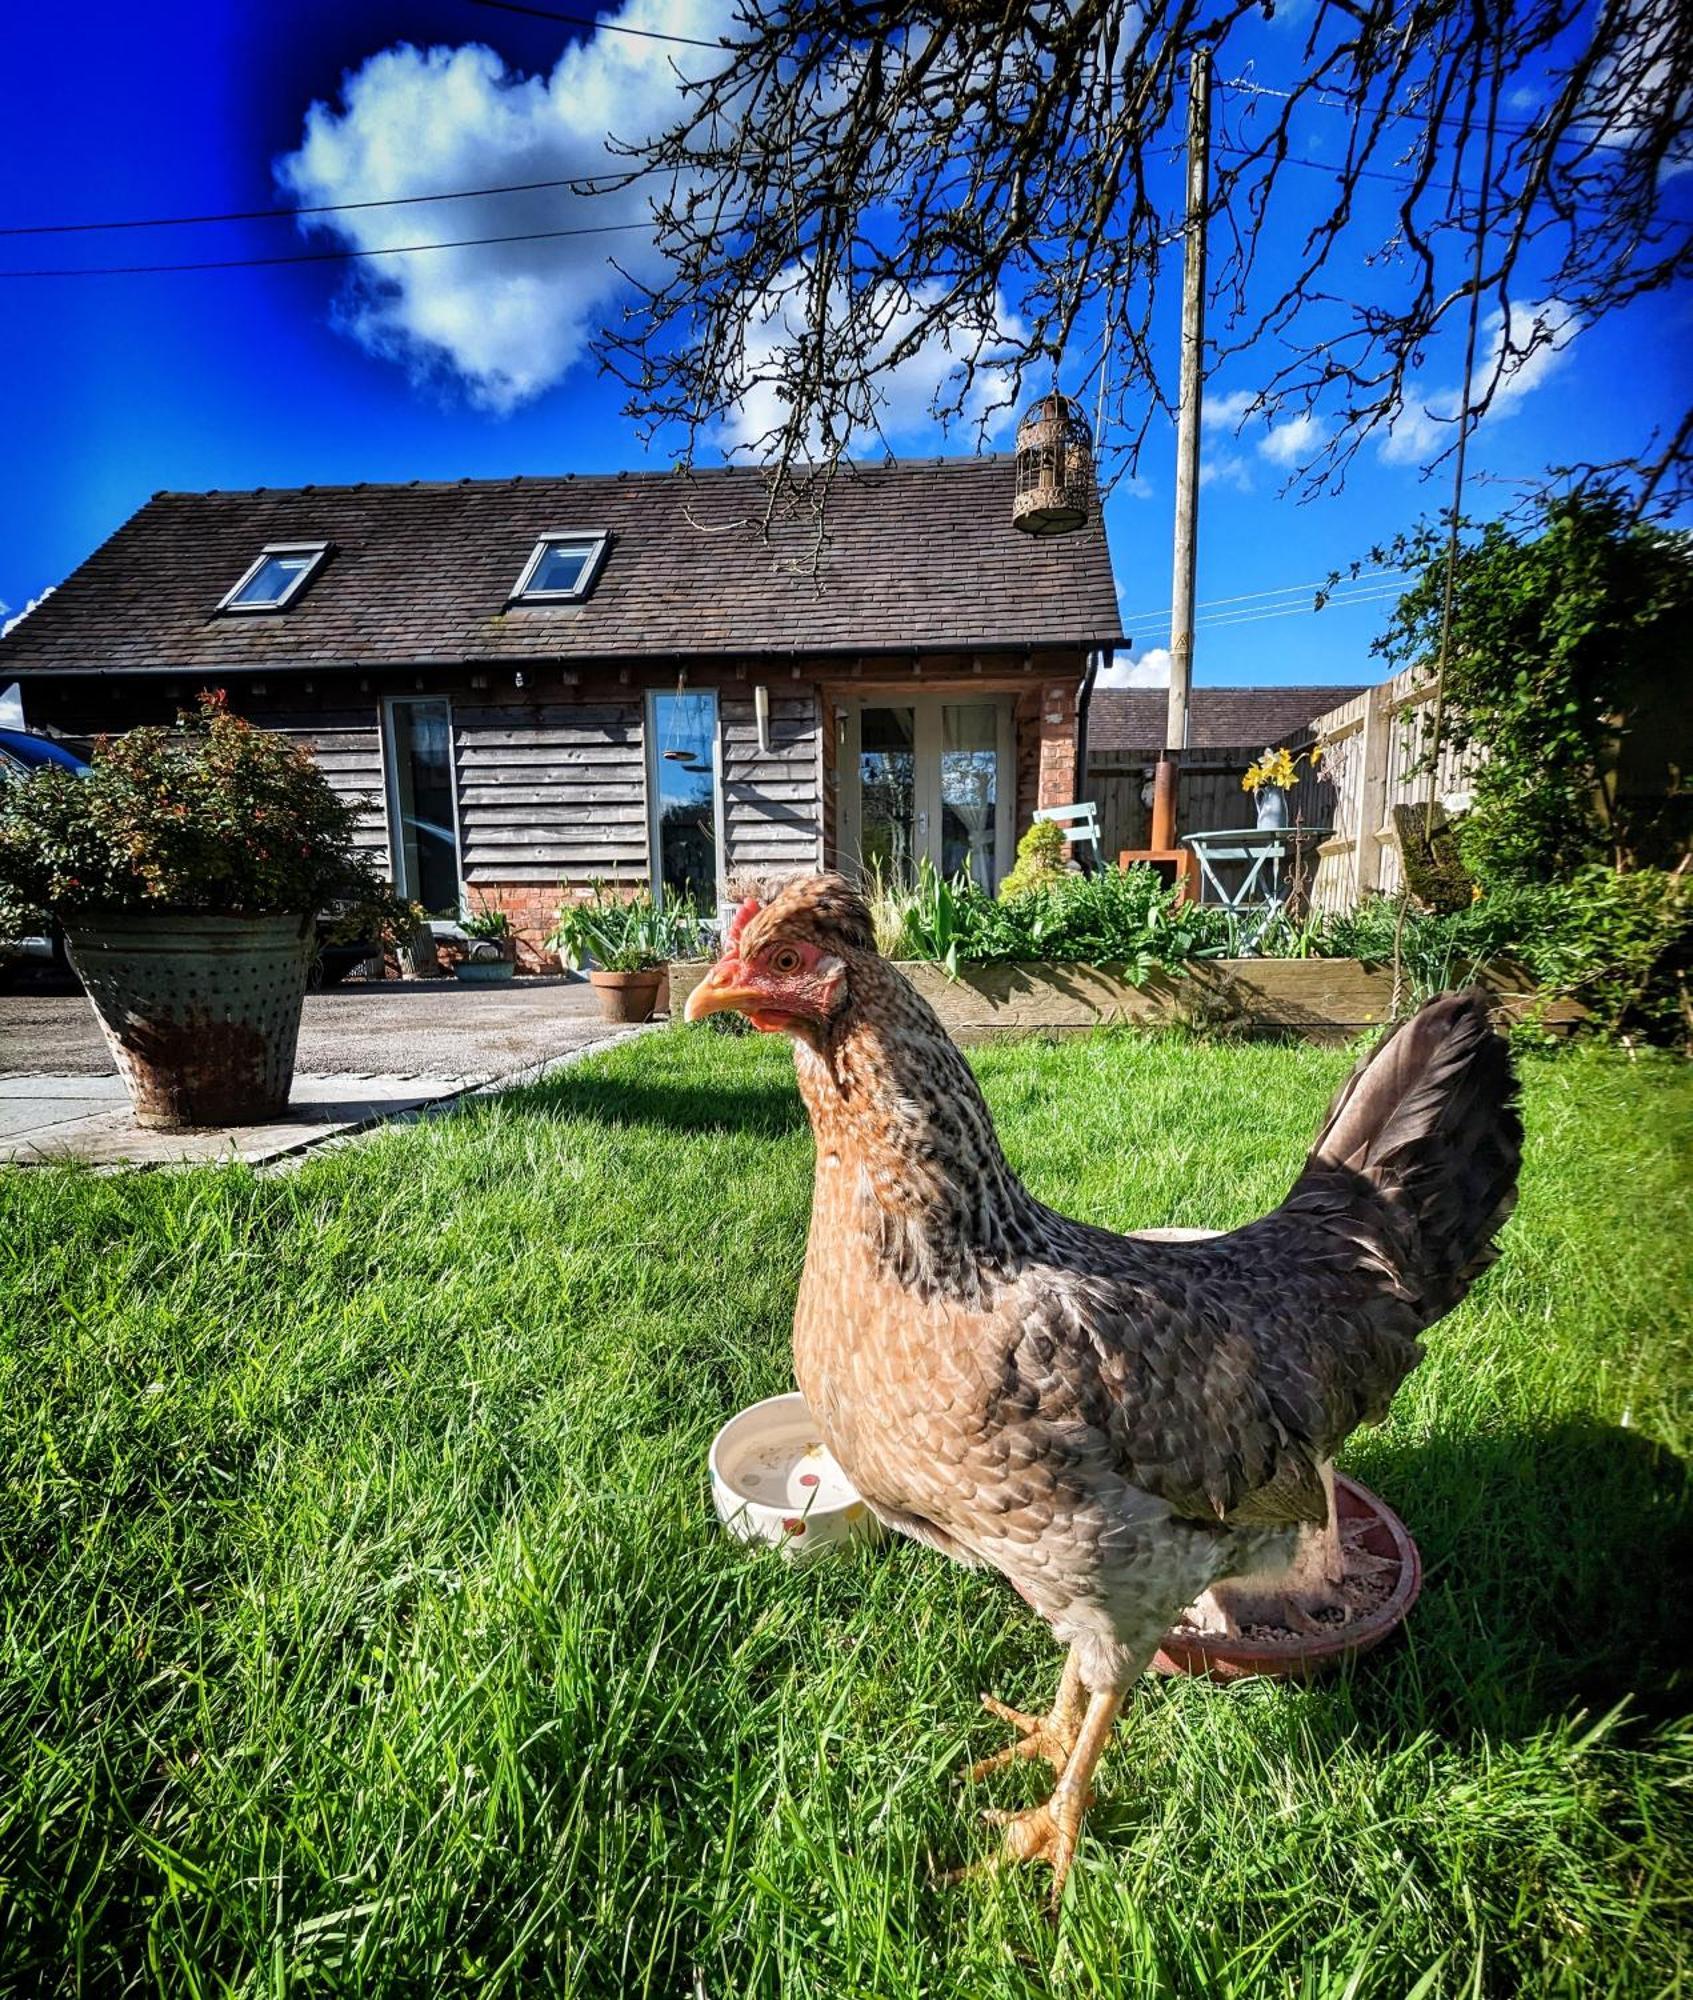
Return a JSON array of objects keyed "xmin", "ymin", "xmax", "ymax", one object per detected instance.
[{"xmin": 0, "ymin": 728, "xmax": 91, "ymax": 971}]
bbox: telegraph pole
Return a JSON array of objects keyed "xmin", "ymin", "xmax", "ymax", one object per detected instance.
[{"xmin": 1150, "ymin": 46, "xmax": 1211, "ymax": 856}]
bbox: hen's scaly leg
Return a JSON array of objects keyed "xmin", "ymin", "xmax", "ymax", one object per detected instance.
[
  {"xmin": 966, "ymin": 1647, "xmax": 1086, "ymax": 1781},
  {"xmin": 976, "ymin": 1684, "xmax": 1124, "ymax": 1909}
]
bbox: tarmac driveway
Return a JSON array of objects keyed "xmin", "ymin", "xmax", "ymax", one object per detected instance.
[
  {"xmin": 1, "ymin": 975, "xmax": 616, "ymax": 1081},
  {"xmin": 0, "ymin": 975, "xmax": 640, "ymax": 1167}
]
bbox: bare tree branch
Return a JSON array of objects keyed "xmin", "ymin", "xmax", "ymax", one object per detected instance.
[{"xmin": 601, "ymin": 0, "xmax": 1692, "ymax": 525}]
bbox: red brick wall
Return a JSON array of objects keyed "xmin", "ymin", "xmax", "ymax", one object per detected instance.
[
  {"xmin": 468, "ymin": 883, "xmax": 566, "ymax": 972},
  {"xmin": 468, "ymin": 879, "xmax": 666, "ymax": 972},
  {"xmin": 1036, "ymin": 679, "xmax": 1079, "ymax": 813}
]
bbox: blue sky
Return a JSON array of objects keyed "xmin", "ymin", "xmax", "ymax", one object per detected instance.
[{"xmin": 2, "ymin": 0, "xmax": 1687, "ymax": 692}]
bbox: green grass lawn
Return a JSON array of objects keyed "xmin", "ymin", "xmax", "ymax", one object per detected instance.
[{"xmin": 1, "ymin": 1029, "xmax": 1689, "ymax": 1999}]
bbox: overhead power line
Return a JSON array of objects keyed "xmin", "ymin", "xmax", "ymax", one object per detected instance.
[
  {"xmin": 463, "ymin": 0, "xmax": 724, "ymax": 49},
  {"xmin": 0, "ymin": 218, "xmax": 651, "ymax": 280},
  {"xmin": 1126, "ymin": 584, "xmax": 1407, "ymax": 638},
  {"xmin": 0, "ymin": 171, "xmax": 653, "ymax": 239},
  {"xmin": 1119, "ymin": 570, "xmax": 1408, "ymax": 625},
  {"xmin": 1220, "ymin": 75, "xmax": 1544, "ymax": 144}
]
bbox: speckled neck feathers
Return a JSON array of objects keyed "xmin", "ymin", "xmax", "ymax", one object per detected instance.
[{"xmin": 793, "ymin": 957, "xmax": 1044, "ymax": 1299}]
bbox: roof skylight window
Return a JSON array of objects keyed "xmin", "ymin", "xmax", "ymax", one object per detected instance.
[
  {"xmin": 511, "ymin": 532, "xmax": 609, "ymax": 604},
  {"xmin": 219, "ymin": 543, "xmax": 329, "ymax": 614}
]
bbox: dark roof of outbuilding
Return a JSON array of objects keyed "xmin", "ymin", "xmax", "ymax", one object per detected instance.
[
  {"xmin": 1089, "ymin": 683, "xmax": 1366, "ymax": 751},
  {"xmin": 0, "ymin": 459, "xmax": 1123, "ymax": 676}
]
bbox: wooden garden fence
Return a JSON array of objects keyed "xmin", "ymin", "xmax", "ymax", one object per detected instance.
[{"xmin": 1084, "ymin": 664, "xmax": 1481, "ymax": 915}]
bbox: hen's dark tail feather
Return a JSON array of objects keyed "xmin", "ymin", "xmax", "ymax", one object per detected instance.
[{"xmin": 1304, "ymin": 989, "xmax": 1523, "ymax": 1320}]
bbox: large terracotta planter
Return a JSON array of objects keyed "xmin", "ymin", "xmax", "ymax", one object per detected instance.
[
  {"xmin": 63, "ymin": 910, "xmax": 313, "ymax": 1130},
  {"xmin": 588, "ymin": 967, "xmax": 663, "ymax": 1023}
]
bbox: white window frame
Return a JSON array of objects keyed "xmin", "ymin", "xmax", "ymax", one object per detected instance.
[
  {"xmin": 509, "ymin": 531, "xmax": 610, "ymax": 604},
  {"xmin": 217, "ymin": 542, "xmax": 330, "ymax": 615},
  {"xmin": 645, "ymin": 687, "xmax": 727, "ymax": 910}
]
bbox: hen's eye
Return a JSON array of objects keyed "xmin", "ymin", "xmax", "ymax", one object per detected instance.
[{"xmin": 769, "ymin": 946, "xmax": 801, "ymax": 974}]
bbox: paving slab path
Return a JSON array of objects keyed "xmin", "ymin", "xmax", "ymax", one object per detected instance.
[{"xmin": 0, "ymin": 976, "xmax": 640, "ymax": 1167}]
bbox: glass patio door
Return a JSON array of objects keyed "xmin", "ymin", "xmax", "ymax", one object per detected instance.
[
  {"xmin": 839, "ymin": 697, "xmax": 1013, "ymax": 891},
  {"xmin": 857, "ymin": 705, "xmax": 919, "ymax": 887},
  {"xmin": 647, "ymin": 688, "xmax": 723, "ymax": 905}
]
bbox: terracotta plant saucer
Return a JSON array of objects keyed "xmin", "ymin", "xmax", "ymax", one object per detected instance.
[{"xmin": 1151, "ymin": 1473, "xmax": 1422, "ymax": 1683}]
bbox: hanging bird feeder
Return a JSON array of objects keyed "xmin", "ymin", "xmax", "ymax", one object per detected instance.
[{"xmin": 1011, "ymin": 391, "xmax": 1095, "ymax": 536}]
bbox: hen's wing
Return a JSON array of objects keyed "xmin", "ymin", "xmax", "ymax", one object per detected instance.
[
  {"xmin": 998, "ymin": 1202, "xmax": 1415, "ymax": 1528},
  {"xmin": 996, "ymin": 991, "xmax": 1521, "ymax": 1529}
]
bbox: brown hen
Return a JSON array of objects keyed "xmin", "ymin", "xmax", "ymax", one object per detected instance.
[{"xmin": 686, "ymin": 874, "xmax": 1521, "ymax": 1901}]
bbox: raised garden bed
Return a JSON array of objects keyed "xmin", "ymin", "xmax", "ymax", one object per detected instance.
[
  {"xmin": 672, "ymin": 956, "xmax": 1576, "ymax": 1048},
  {"xmin": 670, "ymin": 954, "xmax": 1570, "ymax": 1041}
]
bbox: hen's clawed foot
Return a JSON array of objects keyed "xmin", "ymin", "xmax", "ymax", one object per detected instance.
[
  {"xmin": 984, "ymin": 1797, "xmax": 1087, "ymax": 1905},
  {"xmin": 944, "ymin": 1793, "xmax": 1090, "ymax": 1908},
  {"xmin": 965, "ymin": 1650, "xmax": 1085, "ymax": 1783},
  {"xmin": 966, "ymin": 1694, "xmax": 1081, "ymax": 1781},
  {"xmin": 947, "ymin": 1668, "xmax": 1125, "ymax": 1911}
]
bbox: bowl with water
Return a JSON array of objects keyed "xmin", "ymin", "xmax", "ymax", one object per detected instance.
[{"xmin": 708, "ymin": 1392, "xmax": 885, "ymax": 1561}]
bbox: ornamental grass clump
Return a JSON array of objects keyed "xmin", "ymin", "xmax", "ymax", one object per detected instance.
[
  {"xmin": 548, "ymin": 883, "xmax": 708, "ymax": 972},
  {"xmin": 0, "ymin": 691, "xmax": 394, "ymax": 935}
]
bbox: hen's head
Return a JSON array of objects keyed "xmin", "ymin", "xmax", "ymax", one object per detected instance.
[{"xmin": 684, "ymin": 874, "xmax": 876, "ymax": 1042}]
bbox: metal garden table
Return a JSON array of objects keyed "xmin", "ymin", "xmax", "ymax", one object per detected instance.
[{"xmin": 1181, "ymin": 825, "xmax": 1331, "ymax": 953}]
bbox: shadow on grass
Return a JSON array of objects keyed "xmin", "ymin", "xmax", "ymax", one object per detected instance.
[
  {"xmin": 504, "ymin": 1069, "xmax": 809, "ymax": 1140},
  {"xmin": 1345, "ymin": 1415, "xmax": 1693, "ymax": 1741}
]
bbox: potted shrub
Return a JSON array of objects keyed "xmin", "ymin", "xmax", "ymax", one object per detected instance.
[
  {"xmin": 548, "ymin": 885, "xmax": 707, "ymax": 1022},
  {"xmin": 456, "ymin": 900, "xmax": 516, "ymax": 983},
  {"xmin": 0, "ymin": 691, "xmax": 402, "ymax": 1129}
]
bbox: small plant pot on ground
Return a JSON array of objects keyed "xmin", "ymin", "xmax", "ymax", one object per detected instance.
[
  {"xmin": 455, "ymin": 940, "xmax": 516, "ymax": 984},
  {"xmin": 63, "ymin": 909, "xmax": 314, "ymax": 1130},
  {"xmin": 1151, "ymin": 1473, "xmax": 1422, "ymax": 1682},
  {"xmin": 588, "ymin": 967, "xmax": 664, "ymax": 1022}
]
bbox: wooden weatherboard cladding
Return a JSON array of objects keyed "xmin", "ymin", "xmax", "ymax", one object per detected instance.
[
  {"xmin": 454, "ymin": 698, "xmax": 647, "ymax": 882},
  {"xmin": 721, "ymin": 685, "xmax": 822, "ymax": 877}
]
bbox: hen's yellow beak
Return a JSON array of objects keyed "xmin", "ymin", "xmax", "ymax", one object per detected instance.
[{"xmin": 683, "ymin": 956, "xmax": 763, "ymax": 1023}]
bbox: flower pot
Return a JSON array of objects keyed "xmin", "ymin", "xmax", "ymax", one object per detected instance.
[
  {"xmin": 1254, "ymin": 785, "xmax": 1289, "ymax": 830},
  {"xmin": 588, "ymin": 967, "xmax": 664, "ymax": 1023},
  {"xmin": 62, "ymin": 909, "xmax": 314, "ymax": 1130},
  {"xmin": 455, "ymin": 959, "xmax": 515, "ymax": 984},
  {"xmin": 1151, "ymin": 1474, "xmax": 1421, "ymax": 1682}
]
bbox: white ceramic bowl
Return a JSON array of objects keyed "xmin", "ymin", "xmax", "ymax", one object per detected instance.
[{"xmin": 708, "ymin": 1391, "xmax": 885, "ymax": 1561}]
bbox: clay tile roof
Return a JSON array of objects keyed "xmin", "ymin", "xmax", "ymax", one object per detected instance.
[
  {"xmin": 0, "ymin": 458, "xmax": 1124, "ymax": 676},
  {"xmin": 1089, "ymin": 683, "xmax": 1366, "ymax": 751}
]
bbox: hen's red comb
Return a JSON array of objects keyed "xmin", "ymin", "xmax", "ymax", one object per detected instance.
[{"xmin": 727, "ymin": 896, "xmax": 762, "ymax": 948}]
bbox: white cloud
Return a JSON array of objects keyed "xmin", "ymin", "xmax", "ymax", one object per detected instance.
[
  {"xmin": 275, "ymin": 4, "xmax": 726, "ymax": 413},
  {"xmin": 1, "ymin": 588, "xmax": 52, "ymax": 638},
  {"xmin": 1258, "ymin": 410, "xmax": 1324, "ymax": 467},
  {"xmin": 1381, "ymin": 298, "xmax": 1582, "ymax": 465},
  {"xmin": 1581, "ymin": 3, "xmax": 1693, "ymax": 179},
  {"xmin": 1200, "ymin": 453, "xmax": 1254, "ymax": 493},
  {"xmin": 1202, "ymin": 388, "xmax": 1258, "ymax": 433},
  {"xmin": 713, "ymin": 273, "xmax": 1027, "ymax": 459},
  {"xmin": 1202, "ymin": 388, "xmax": 1325, "ymax": 471},
  {"xmin": 1096, "ymin": 647, "xmax": 1171, "ymax": 690}
]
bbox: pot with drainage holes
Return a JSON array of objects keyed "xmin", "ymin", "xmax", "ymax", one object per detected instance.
[{"xmin": 63, "ymin": 910, "xmax": 315, "ymax": 1130}]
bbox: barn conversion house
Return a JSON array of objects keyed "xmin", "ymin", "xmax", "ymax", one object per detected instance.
[{"xmin": 0, "ymin": 459, "xmax": 1122, "ymax": 961}]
